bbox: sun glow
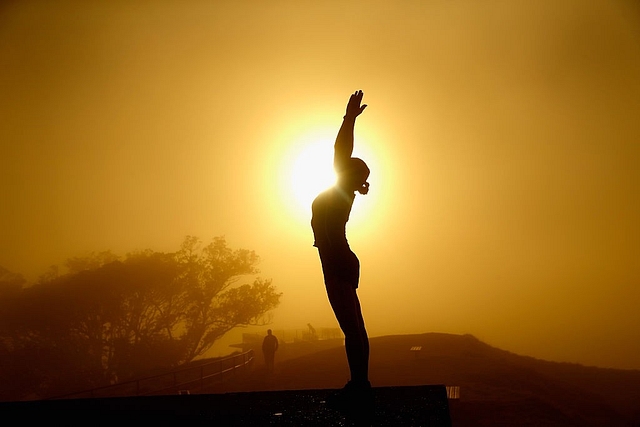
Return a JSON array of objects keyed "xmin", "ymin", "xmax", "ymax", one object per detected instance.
[
  {"xmin": 266, "ymin": 113, "xmax": 393, "ymax": 248},
  {"xmin": 283, "ymin": 130, "xmax": 337, "ymax": 220}
]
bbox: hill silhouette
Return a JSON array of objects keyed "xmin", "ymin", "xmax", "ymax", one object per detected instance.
[{"xmin": 225, "ymin": 333, "xmax": 640, "ymax": 426}]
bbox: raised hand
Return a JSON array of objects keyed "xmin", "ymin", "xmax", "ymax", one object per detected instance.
[{"xmin": 344, "ymin": 90, "xmax": 367, "ymax": 119}]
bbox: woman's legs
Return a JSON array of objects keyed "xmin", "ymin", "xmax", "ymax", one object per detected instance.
[{"xmin": 326, "ymin": 280, "xmax": 369, "ymax": 384}]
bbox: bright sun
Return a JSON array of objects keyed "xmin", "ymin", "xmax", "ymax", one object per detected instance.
[
  {"xmin": 287, "ymin": 136, "xmax": 336, "ymax": 216},
  {"xmin": 270, "ymin": 120, "xmax": 388, "ymax": 241}
]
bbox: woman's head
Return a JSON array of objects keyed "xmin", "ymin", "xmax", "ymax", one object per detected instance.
[{"xmin": 339, "ymin": 157, "xmax": 370, "ymax": 195}]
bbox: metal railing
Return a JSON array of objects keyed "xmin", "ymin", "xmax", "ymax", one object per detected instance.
[{"xmin": 51, "ymin": 349, "xmax": 254, "ymax": 400}]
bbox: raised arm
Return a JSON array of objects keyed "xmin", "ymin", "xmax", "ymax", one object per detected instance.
[{"xmin": 334, "ymin": 90, "xmax": 367, "ymax": 173}]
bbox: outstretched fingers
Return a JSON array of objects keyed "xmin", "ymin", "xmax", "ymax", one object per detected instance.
[{"xmin": 346, "ymin": 90, "xmax": 367, "ymax": 118}]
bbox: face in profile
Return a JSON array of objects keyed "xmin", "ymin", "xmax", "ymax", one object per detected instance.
[{"xmin": 340, "ymin": 158, "xmax": 370, "ymax": 194}]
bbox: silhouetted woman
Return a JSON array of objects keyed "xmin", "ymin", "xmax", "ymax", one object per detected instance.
[{"xmin": 311, "ymin": 90, "xmax": 372, "ymax": 406}]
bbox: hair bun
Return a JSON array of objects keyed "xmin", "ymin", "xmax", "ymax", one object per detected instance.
[{"xmin": 358, "ymin": 181, "xmax": 370, "ymax": 195}]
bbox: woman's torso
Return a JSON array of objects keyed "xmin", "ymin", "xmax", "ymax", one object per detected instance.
[{"xmin": 311, "ymin": 187, "xmax": 360, "ymax": 287}]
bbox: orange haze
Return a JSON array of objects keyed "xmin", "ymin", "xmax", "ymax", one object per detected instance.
[{"xmin": 1, "ymin": 0, "xmax": 639, "ymax": 369}]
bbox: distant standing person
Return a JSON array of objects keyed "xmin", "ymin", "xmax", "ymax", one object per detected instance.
[
  {"xmin": 311, "ymin": 90, "xmax": 372, "ymax": 408},
  {"xmin": 262, "ymin": 329, "xmax": 279, "ymax": 373}
]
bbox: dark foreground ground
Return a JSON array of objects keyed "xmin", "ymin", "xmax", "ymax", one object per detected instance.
[
  {"xmin": 5, "ymin": 333, "xmax": 639, "ymax": 426},
  {"xmin": 242, "ymin": 334, "xmax": 640, "ymax": 426},
  {"xmin": 0, "ymin": 385, "xmax": 451, "ymax": 426}
]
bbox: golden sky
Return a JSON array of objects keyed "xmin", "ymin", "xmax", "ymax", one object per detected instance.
[{"xmin": 1, "ymin": 0, "xmax": 639, "ymax": 369}]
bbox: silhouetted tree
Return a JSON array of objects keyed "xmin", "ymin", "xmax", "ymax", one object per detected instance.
[{"xmin": 0, "ymin": 237, "xmax": 281, "ymax": 399}]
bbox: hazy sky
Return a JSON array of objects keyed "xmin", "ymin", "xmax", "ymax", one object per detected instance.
[{"xmin": 1, "ymin": 0, "xmax": 639, "ymax": 369}]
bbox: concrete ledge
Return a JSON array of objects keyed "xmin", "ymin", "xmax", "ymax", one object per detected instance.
[{"xmin": 0, "ymin": 385, "xmax": 451, "ymax": 426}]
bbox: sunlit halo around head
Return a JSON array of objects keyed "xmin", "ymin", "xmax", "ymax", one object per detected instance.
[
  {"xmin": 271, "ymin": 121, "xmax": 389, "ymax": 244},
  {"xmin": 285, "ymin": 135, "xmax": 336, "ymax": 218}
]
